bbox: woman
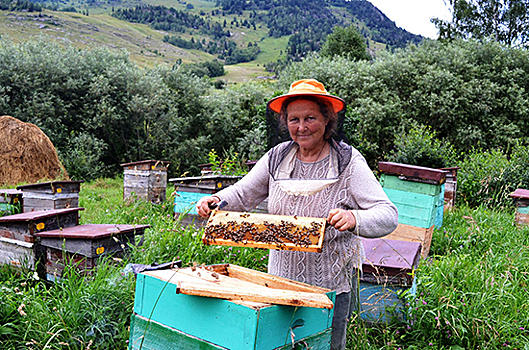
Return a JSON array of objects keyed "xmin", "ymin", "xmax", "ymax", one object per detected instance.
[{"xmin": 196, "ymin": 79, "xmax": 398, "ymax": 350}]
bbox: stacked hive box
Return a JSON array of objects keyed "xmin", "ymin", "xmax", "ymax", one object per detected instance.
[
  {"xmin": 0, "ymin": 208, "xmax": 83, "ymax": 275},
  {"xmin": 169, "ymin": 175, "xmax": 242, "ymax": 225},
  {"xmin": 0, "ymin": 189, "xmax": 23, "ymax": 216},
  {"xmin": 121, "ymin": 160, "xmax": 171, "ymax": 204},
  {"xmin": 379, "ymin": 162, "xmax": 447, "ymax": 257},
  {"xmin": 440, "ymin": 167, "xmax": 460, "ymax": 210},
  {"xmin": 129, "ymin": 264, "xmax": 336, "ymax": 350},
  {"xmin": 359, "ymin": 237, "xmax": 421, "ymax": 323},
  {"xmin": 17, "ymin": 181, "xmax": 83, "ymax": 212},
  {"xmin": 0, "ymin": 180, "xmax": 149, "ymax": 280},
  {"xmin": 36, "ymin": 223, "xmax": 149, "ymax": 281},
  {"xmin": 509, "ymin": 189, "xmax": 529, "ymax": 226}
]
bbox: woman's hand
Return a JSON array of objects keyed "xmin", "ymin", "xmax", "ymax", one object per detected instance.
[
  {"xmin": 196, "ymin": 196, "xmax": 220, "ymax": 217},
  {"xmin": 327, "ymin": 208, "xmax": 356, "ymax": 231}
]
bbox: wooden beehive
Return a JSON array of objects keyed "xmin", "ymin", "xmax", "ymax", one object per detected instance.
[
  {"xmin": 0, "ymin": 207, "xmax": 83, "ymax": 272},
  {"xmin": 440, "ymin": 167, "xmax": 460, "ymax": 210},
  {"xmin": 17, "ymin": 181, "xmax": 83, "ymax": 212},
  {"xmin": 129, "ymin": 264, "xmax": 335, "ymax": 350},
  {"xmin": 379, "ymin": 162, "xmax": 447, "ymax": 257},
  {"xmin": 359, "ymin": 237, "xmax": 421, "ymax": 323},
  {"xmin": 510, "ymin": 188, "xmax": 529, "ymax": 226},
  {"xmin": 121, "ymin": 160, "xmax": 170, "ymax": 204},
  {"xmin": 35, "ymin": 223, "xmax": 150, "ymax": 281},
  {"xmin": 203, "ymin": 210, "xmax": 326, "ymax": 253},
  {"xmin": 169, "ymin": 175, "xmax": 242, "ymax": 226},
  {"xmin": 0, "ymin": 189, "xmax": 23, "ymax": 216}
]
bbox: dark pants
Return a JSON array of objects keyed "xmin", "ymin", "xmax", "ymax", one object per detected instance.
[{"xmin": 330, "ymin": 276, "xmax": 359, "ymax": 350}]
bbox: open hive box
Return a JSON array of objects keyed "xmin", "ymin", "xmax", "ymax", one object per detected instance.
[
  {"xmin": 202, "ymin": 210, "xmax": 327, "ymax": 253},
  {"xmin": 130, "ymin": 264, "xmax": 335, "ymax": 350}
]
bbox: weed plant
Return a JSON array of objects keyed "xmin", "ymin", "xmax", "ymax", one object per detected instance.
[{"xmin": 1, "ymin": 179, "xmax": 528, "ymax": 349}]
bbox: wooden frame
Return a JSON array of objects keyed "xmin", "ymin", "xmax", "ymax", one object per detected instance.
[{"xmin": 202, "ymin": 210, "xmax": 326, "ymax": 252}]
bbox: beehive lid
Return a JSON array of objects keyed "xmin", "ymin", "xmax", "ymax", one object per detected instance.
[
  {"xmin": 203, "ymin": 210, "xmax": 326, "ymax": 252},
  {"xmin": 510, "ymin": 188, "xmax": 529, "ymax": 199},
  {"xmin": 169, "ymin": 174, "xmax": 242, "ymax": 184},
  {"xmin": 145, "ymin": 263, "xmax": 334, "ymax": 309},
  {"xmin": 0, "ymin": 189, "xmax": 23, "ymax": 196},
  {"xmin": 34, "ymin": 224, "xmax": 151, "ymax": 239},
  {"xmin": 120, "ymin": 160, "xmax": 171, "ymax": 168},
  {"xmin": 17, "ymin": 181, "xmax": 84, "ymax": 192},
  {"xmin": 379, "ymin": 162, "xmax": 447, "ymax": 184},
  {"xmin": 361, "ymin": 237, "xmax": 421, "ymax": 284},
  {"xmin": 0, "ymin": 207, "xmax": 84, "ymax": 222}
]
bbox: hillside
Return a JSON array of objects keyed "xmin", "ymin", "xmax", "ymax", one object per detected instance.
[{"xmin": 0, "ymin": 0, "xmax": 425, "ymax": 81}]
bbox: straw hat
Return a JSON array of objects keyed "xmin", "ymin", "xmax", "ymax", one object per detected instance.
[{"xmin": 267, "ymin": 79, "xmax": 346, "ymax": 114}]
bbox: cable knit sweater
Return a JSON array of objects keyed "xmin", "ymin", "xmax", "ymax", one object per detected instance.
[{"xmin": 214, "ymin": 141, "xmax": 398, "ymax": 294}]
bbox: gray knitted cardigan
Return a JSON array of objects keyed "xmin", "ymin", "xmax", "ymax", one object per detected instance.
[{"xmin": 214, "ymin": 141, "xmax": 398, "ymax": 294}]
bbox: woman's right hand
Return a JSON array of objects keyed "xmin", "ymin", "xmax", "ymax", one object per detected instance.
[{"xmin": 196, "ymin": 196, "xmax": 221, "ymax": 217}]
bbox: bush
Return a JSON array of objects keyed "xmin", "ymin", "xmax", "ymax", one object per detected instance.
[
  {"xmin": 456, "ymin": 148, "xmax": 511, "ymax": 208},
  {"xmin": 387, "ymin": 122, "xmax": 458, "ymax": 169}
]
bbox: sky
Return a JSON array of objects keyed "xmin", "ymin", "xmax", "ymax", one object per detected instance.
[{"xmin": 367, "ymin": 0, "xmax": 453, "ymax": 39}]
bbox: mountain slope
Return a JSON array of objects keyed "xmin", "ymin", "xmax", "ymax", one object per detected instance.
[{"xmin": 1, "ymin": 0, "xmax": 426, "ymax": 80}]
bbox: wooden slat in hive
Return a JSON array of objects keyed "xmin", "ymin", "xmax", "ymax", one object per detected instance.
[{"xmin": 202, "ymin": 210, "xmax": 327, "ymax": 253}]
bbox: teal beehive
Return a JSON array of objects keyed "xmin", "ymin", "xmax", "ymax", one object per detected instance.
[
  {"xmin": 169, "ymin": 175, "xmax": 242, "ymax": 226},
  {"xmin": 379, "ymin": 162, "xmax": 447, "ymax": 257},
  {"xmin": 130, "ymin": 264, "xmax": 335, "ymax": 350}
]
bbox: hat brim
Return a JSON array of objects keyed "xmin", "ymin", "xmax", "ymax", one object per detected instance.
[{"xmin": 267, "ymin": 92, "xmax": 346, "ymax": 114}]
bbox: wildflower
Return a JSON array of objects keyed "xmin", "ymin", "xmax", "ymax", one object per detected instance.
[
  {"xmin": 520, "ymin": 327, "xmax": 525, "ymax": 330},
  {"xmin": 429, "ymin": 343, "xmax": 433, "ymax": 346},
  {"xmin": 422, "ymin": 300, "xmax": 428, "ymax": 305},
  {"xmin": 18, "ymin": 304, "xmax": 26, "ymax": 316}
]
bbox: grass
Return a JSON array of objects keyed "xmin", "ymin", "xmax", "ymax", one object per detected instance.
[{"xmin": 1, "ymin": 178, "xmax": 528, "ymax": 349}]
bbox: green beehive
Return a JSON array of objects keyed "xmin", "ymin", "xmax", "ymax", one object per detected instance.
[
  {"xmin": 379, "ymin": 162, "xmax": 447, "ymax": 257},
  {"xmin": 130, "ymin": 264, "xmax": 335, "ymax": 350}
]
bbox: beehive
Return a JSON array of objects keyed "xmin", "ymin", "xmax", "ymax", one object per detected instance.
[
  {"xmin": 510, "ymin": 188, "xmax": 529, "ymax": 226},
  {"xmin": 121, "ymin": 160, "xmax": 170, "ymax": 204},
  {"xmin": 169, "ymin": 175, "xmax": 242, "ymax": 225},
  {"xmin": 0, "ymin": 189, "xmax": 23, "ymax": 216},
  {"xmin": 0, "ymin": 207, "xmax": 83, "ymax": 272},
  {"xmin": 440, "ymin": 167, "xmax": 460, "ymax": 210},
  {"xmin": 379, "ymin": 162, "xmax": 447, "ymax": 257},
  {"xmin": 129, "ymin": 264, "xmax": 335, "ymax": 350},
  {"xmin": 35, "ymin": 223, "xmax": 149, "ymax": 281},
  {"xmin": 17, "ymin": 181, "xmax": 83, "ymax": 212},
  {"xmin": 360, "ymin": 237, "xmax": 421, "ymax": 323}
]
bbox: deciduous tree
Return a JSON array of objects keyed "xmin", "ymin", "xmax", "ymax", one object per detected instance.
[{"xmin": 434, "ymin": 0, "xmax": 529, "ymax": 47}]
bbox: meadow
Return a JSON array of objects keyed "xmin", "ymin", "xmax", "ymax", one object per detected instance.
[{"xmin": 0, "ymin": 177, "xmax": 527, "ymax": 349}]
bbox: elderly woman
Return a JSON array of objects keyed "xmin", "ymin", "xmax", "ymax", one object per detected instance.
[{"xmin": 196, "ymin": 79, "xmax": 398, "ymax": 350}]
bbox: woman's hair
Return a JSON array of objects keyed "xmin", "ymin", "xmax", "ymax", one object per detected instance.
[{"xmin": 279, "ymin": 95, "xmax": 338, "ymax": 140}]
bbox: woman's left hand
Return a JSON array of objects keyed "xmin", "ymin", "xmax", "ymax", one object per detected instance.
[{"xmin": 327, "ymin": 208, "xmax": 356, "ymax": 231}]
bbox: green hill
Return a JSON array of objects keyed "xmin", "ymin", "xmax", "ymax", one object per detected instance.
[{"xmin": 0, "ymin": 0, "xmax": 425, "ymax": 81}]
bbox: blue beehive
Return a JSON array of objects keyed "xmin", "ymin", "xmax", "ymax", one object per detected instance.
[
  {"xmin": 129, "ymin": 264, "xmax": 335, "ymax": 350},
  {"xmin": 169, "ymin": 175, "xmax": 242, "ymax": 225},
  {"xmin": 359, "ymin": 237, "xmax": 421, "ymax": 323}
]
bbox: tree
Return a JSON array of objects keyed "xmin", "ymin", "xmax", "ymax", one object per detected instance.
[
  {"xmin": 320, "ymin": 25, "xmax": 370, "ymax": 61},
  {"xmin": 434, "ymin": 0, "xmax": 529, "ymax": 47}
]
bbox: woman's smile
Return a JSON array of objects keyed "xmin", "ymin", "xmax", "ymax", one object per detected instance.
[{"xmin": 286, "ymin": 99, "xmax": 328, "ymax": 153}]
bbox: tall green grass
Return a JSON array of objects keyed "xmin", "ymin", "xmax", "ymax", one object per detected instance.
[{"xmin": 1, "ymin": 178, "xmax": 528, "ymax": 349}]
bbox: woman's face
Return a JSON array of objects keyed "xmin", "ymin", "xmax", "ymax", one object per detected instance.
[{"xmin": 286, "ymin": 99, "xmax": 328, "ymax": 150}]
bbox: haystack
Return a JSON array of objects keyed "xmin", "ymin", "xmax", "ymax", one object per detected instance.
[{"xmin": 0, "ymin": 116, "xmax": 68, "ymax": 186}]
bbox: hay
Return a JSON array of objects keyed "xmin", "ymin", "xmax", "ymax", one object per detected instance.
[{"xmin": 0, "ymin": 116, "xmax": 68, "ymax": 186}]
